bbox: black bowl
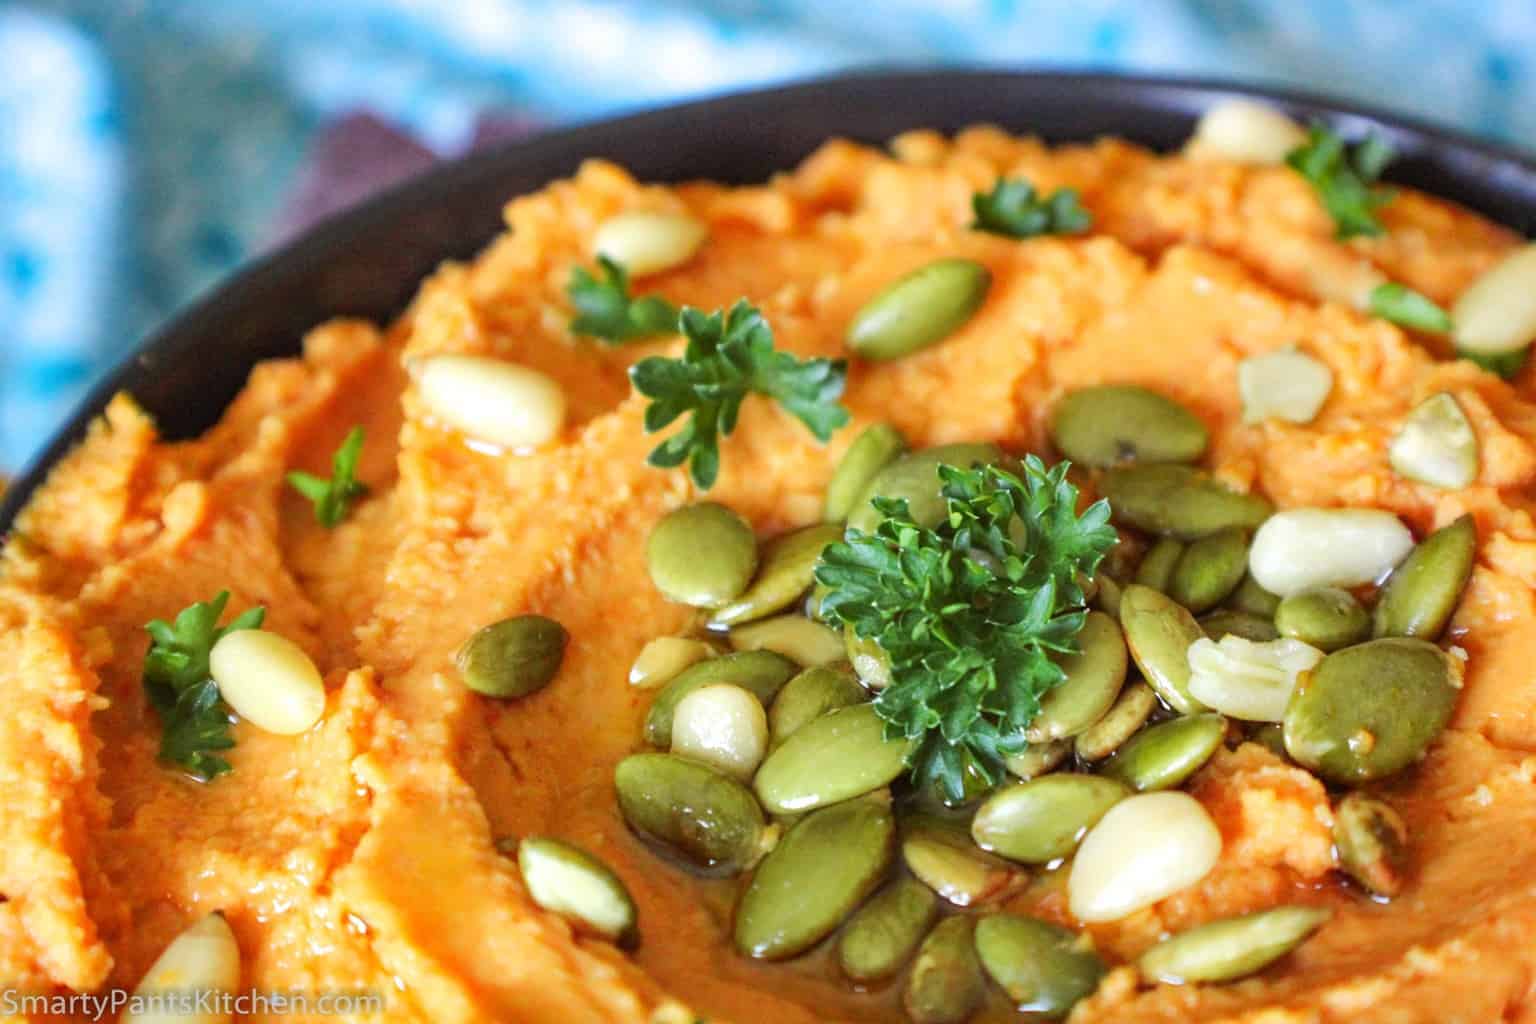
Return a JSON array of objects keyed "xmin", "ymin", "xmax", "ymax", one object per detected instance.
[{"xmin": 6, "ymin": 68, "xmax": 1536, "ymax": 532}]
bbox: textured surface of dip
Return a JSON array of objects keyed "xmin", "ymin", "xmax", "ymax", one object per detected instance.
[{"xmin": 5, "ymin": 126, "xmax": 1536, "ymax": 1022}]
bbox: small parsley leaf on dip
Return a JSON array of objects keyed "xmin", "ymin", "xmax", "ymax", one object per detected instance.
[
  {"xmin": 143, "ymin": 591, "xmax": 265, "ymax": 780},
  {"xmin": 1369, "ymin": 282, "xmax": 1453, "ymax": 333},
  {"xmin": 569, "ymin": 256, "xmax": 681, "ymax": 343},
  {"xmin": 971, "ymin": 178, "xmax": 1093, "ymax": 239},
  {"xmin": 287, "ymin": 426, "xmax": 368, "ymax": 528},
  {"xmin": 630, "ymin": 300, "xmax": 850, "ymax": 489},
  {"xmin": 1286, "ymin": 125, "xmax": 1395, "ymax": 239},
  {"xmin": 815, "ymin": 457, "xmax": 1116, "ymax": 802}
]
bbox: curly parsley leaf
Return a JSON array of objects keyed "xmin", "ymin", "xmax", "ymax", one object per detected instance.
[
  {"xmin": 1368, "ymin": 282, "xmax": 1452, "ymax": 333},
  {"xmin": 971, "ymin": 178, "xmax": 1092, "ymax": 239},
  {"xmin": 816, "ymin": 457, "xmax": 1116, "ymax": 801},
  {"xmin": 287, "ymin": 426, "xmax": 368, "ymax": 528},
  {"xmin": 629, "ymin": 300, "xmax": 850, "ymax": 489},
  {"xmin": 1286, "ymin": 125, "xmax": 1395, "ymax": 239},
  {"xmin": 568, "ymin": 256, "xmax": 680, "ymax": 343},
  {"xmin": 143, "ymin": 591, "xmax": 265, "ymax": 780}
]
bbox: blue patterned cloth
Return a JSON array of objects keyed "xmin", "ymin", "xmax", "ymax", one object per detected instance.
[{"xmin": 3, "ymin": 0, "xmax": 1535, "ymax": 470}]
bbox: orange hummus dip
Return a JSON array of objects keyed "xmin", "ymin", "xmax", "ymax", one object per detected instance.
[{"xmin": 4, "ymin": 120, "xmax": 1536, "ymax": 1023}]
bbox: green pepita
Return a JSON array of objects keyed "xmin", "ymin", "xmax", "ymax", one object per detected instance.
[
  {"xmin": 1049, "ymin": 385, "xmax": 1209, "ymax": 468},
  {"xmin": 768, "ymin": 666, "xmax": 867, "ymax": 748},
  {"xmin": 1101, "ymin": 464, "xmax": 1274, "ymax": 540},
  {"xmin": 517, "ymin": 837, "xmax": 638, "ymax": 945},
  {"xmin": 1199, "ymin": 609, "xmax": 1280, "ymax": 642},
  {"xmin": 1074, "ymin": 681, "xmax": 1158, "ymax": 762},
  {"xmin": 1027, "ymin": 611, "xmax": 1128, "ymax": 741},
  {"xmin": 754, "ymin": 703, "xmax": 915, "ymax": 814},
  {"xmin": 1133, "ymin": 537, "xmax": 1186, "ymax": 592},
  {"xmin": 1169, "ymin": 527, "xmax": 1249, "ymax": 613},
  {"xmin": 1101, "ymin": 713, "xmax": 1227, "ymax": 792},
  {"xmin": 1119, "ymin": 584, "xmax": 1208, "ymax": 714},
  {"xmin": 847, "ymin": 258, "xmax": 992, "ymax": 362},
  {"xmin": 1333, "ymin": 792, "xmax": 1411, "ymax": 898},
  {"xmin": 1094, "ymin": 574, "xmax": 1124, "ymax": 618},
  {"xmin": 729, "ymin": 614, "xmax": 845, "ymax": 666},
  {"xmin": 614, "ymin": 753, "xmax": 767, "ymax": 874},
  {"xmin": 456, "ymin": 615, "xmax": 568, "ymax": 698},
  {"xmin": 971, "ymin": 775, "xmax": 1128, "ymax": 864},
  {"xmin": 845, "ymin": 628, "xmax": 894, "ymax": 689},
  {"xmin": 711, "ymin": 523, "xmax": 844, "ymax": 627},
  {"xmin": 974, "ymin": 914, "xmax": 1107, "ymax": 1020},
  {"xmin": 836, "ymin": 877, "xmax": 938, "ymax": 983},
  {"xmin": 1250, "ymin": 722, "xmax": 1289, "ymax": 759},
  {"xmin": 643, "ymin": 650, "xmax": 798, "ymax": 747},
  {"xmin": 902, "ymin": 917, "xmax": 986, "ymax": 1024},
  {"xmin": 825, "ymin": 423, "xmax": 907, "ymax": 521},
  {"xmin": 1227, "ymin": 572, "xmax": 1282, "ymax": 617},
  {"xmin": 1137, "ymin": 906, "xmax": 1331, "ymax": 984},
  {"xmin": 1005, "ymin": 738, "xmax": 1072, "ymax": 780},
  {"xmin": 1275, "ymin": 587, "xmax": 1370, "ymax": 651},
  {"xmin": 901, "ymin": 817, "xmax": 1025, "ymax": 907},
  {"xmin": 847, "ymin": 442, "xmax": 1003, "ymax": 535},
  {"xmin": 1372, "ymin": 514, "xmax": 1476, "ymax": 641},
  {"xmin": 647, "ymin": 503, "xmax": 758, "ymax": 608}
]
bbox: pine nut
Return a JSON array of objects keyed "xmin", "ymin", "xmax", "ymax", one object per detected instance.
[
  {"xmin": 1238, "ymin": 349, "xmax": 1333, "ymax": 425},
  {"xmin": 670, "ymin": 683, "xmax": 769, "ymax": 781},
  {"xmin": 594, "ymin": 210, "xmax": 708, "ymax": 277},
  {"xmin": 1188, "ymin": 635, "xmax": 1324, "ymax": 721},
  {"xmin": 1389, "ymin": 392, "xmax": 1478, "ymax": 489},
  {"xmin": 1248, "ymin": 508, "xmax": 1413, "ymax": 597},
  {"xmin": 124, "ymin": 912, "xmax": 241, "ymax": 1024},
  {"xmin": 1452, "ymin": 244, "xmax": 1536, "ymax": 356},
  {"xmin": 1068, "ymin": 792, "xmax": 1221, "ymax": 923},
  {"xmin": 209, "ymin": 630, "xmax": 326, "ymax": 736},
  {"xmin": 413, "ymin": 354, "xmax": 566, "ymax": 451},
  {"xmin": 1187, "ymin": 100, "xmax": 1306, "ymax": 165}
]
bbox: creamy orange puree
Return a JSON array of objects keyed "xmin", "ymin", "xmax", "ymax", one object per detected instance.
[{"xmin": 4, "ymin": 128, "xmax": 1536, "ymax": 1023}]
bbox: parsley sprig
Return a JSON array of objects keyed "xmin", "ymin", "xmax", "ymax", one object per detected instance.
[
  {"xmin": 971, "ymin": 178, "xmax": 1092, "ymax": 239},
  {"xmin": 569, "ymin": 257, "xmax": 680, "ymax": 343},
  {"xmin": 143, "ymin": 591, "xmax": 265, "ymax": 781},
  {"xmin": 816, "ymin": 457, "xmax": 1116, "ymax": 801},
  {"xmin": 287, "ymin": 426, "xmax": 368, "ymax": 528},
  {"xmin": 1286, "ymin": 125, "xmax": 1395, "ymax": 239},
  {"xmin": 630, "ymin": 300, "xmax": 850, "ymax": 489}
]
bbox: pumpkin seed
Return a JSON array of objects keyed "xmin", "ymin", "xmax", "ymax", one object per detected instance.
[
  {"xmin": 1187, "ymin": 99, "xmax": 1306, "ymax": 164},
  {"xmin": 1119, "ymin": 584, "xmax": 1208, "ymax": 714},
  {"xmin": 903, "ymin": 917, "xmax": 986, "ymax": 1024},
  {"xmin": 711, "ymin": 523, "xmax": 843, "ymax": 627},
  {"xmin": 1249, "ymin": 508, "xmax": 1413, "ymax": 597},
  {"xmin": 1250, "ymin": 722, "xmax": 1288, "ymax": 759},
  {"xmin": 1101, "ymin": 713, "xmax": 1226, "ymax": 792},
  {"xmin": 1137, "ymin": 906, "xmax": 1331, "ymax": 984},
  {"xmin": 1390, "ymin": 392, "xmax": 1478, "ymax": 489},
  {"xmin": 974, "ymin": 914, "xmax": 1107, "ymax": 1019},
  {"xmin": 670, "ymin": 684, "xmax": 770, "ymax": 781},
  {"xmin": 629, "ymin": 636, "xmax": 717, "ymax": 689},
  {"xmin": 1275, "ymin": 587, "xmax": 1370, "ymax": 651},
  {"xmin": 847, "ymin": 258, "xmax": 991, "ymax": 362},
  {"xmin": 1028, "ymin": 611, "xmax": 1128, "ymax": 741},
  {"xmin": 847, "ymin": 442, "xmax": 1003, "ymax": 535},
  {"xmin": 1006, "ymin": 738, "xmax": 1073, "ymax": 779},
  {"xmin": 733, "ymin": 797, "xmax": 895, "ymax": 959},
  {"xmin": 1074, "ymin": 681, "xmax": 1158, "ymax": 762},
  {"xmin": 972, "ymin": 775, "xmax": 1128, "ymax": 863},
  {"xmin": 1094, "ymin": 574, "xmax": 1124, "ymax": 618},
  {"xmin": 209, "ymin": 629, "xmax": 327, "ymax": 734},
  {"xmin": 1227, "ymin": 573, "xmax": 1281, "ymax": 617},
  {"xmin": 647, "ymin": 502, "xmax": 758, "ymax": 608},
  {"xmin": 1133, "ymin": 538, "xmax": 1186, "ymax": 592},
  {"xmin": 1048, "ymin": 386, "xmax": 1208, "ymax": 468},
  {"xmin": 1101, "ymin": 464, "xmax": 1274, "ymax": 540},
  {"xmin": 1373, "ymin": 514, "xmax": 1476, "ymax": 641},
  {"xmin": 124, "ymin": 913, "xmax": 240, "ymax": 1024},
  {"xmin": 1199, "ymin": 609, "xmax": 1280, "ymax": 642},
  {"xmin": 1452, "ymin": 243, "xmax": 1536, "ymax": 356},
  {"xmin": 644, "ymin": 650, "xmax": 798, "ymax": 747},
  {"xmin": 1188, "ymin": 635, "xmax": 1324, "ymax": 722},
  {"xmin": 1283, "ymin": 638, "xmax": 1463, "ymax": 783},
  {"xmin": 593, "ymin": 209, "xmax": 707, "ymax": 277},
  {"xmin": 729, "ymin": 613, "xmax": 844, "ymax": 666},
  {"xmin": 1238, "ymin": 349, "xmax": 1334, "ymax": 425},
  {"xmin": 825, "ymin": 423, "xmax": 906, "ymax": 521},
  {"xmin": 754, "ymin": 703, "xmax": 915, "ymax": 814},
  {"xmin": 1169, "ymin": 527, "xmax": 1249, "ymax": 613},
  {"xmin": 1068, "ymin": 791, "xmax": 1222, "ymax": 923},
  {"xmin": 1333, "ymin": 792, "xmax": 1411, "ymax": 898},
  {"xmin": 845, "ymin": 628, "xmax": 894, "ymax": 689},
  {"xmin": 614, "ymin": 753, "xmax": 767, "ymax": 874},
  {"xmin": 518, "ymin": 837, "xmax": 638, "ymax": 944},
  {"xmin": 902, "ymin": 816, "xmax": 1025, "ymax": 906},
  {"xmin": 455, "ymin": 615, "xmax": 568, "ymax": 700},
  {"xmin": 836, "ymin": 877, "xmax": 939, "ymax": 983},
  {"xmin": 768, "ymin": 666, "xmax": 867, "ymax": 748}
]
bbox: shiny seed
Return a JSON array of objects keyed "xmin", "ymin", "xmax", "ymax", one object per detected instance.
[
  {"xmin": 768, "ymin": 666, "xmax": 866, "ymax": 748},
  {"xmin": 629, "ymin": 636, "xmax": 716, "ymax": 690},
  {"xmin": 1250, "ymin": 723, "xmax": 1288, "ymax": 759},
  {"xmin": 837, "ymin": 877, "xmax": 938, "ymax": 983},
  {"xmin": 1227, "ymin": 573, "xmax": 1282, "ymax": 617},
  {"xmin": 647, "ymin": 502, "xmax": 758, "ymax": 608},
  {"xmin": 1188, "ymin": 635, "xmax": 1324, "ymax": 721},
  {"xmin": 1283, "ymin": 638, "xmax": 1463, "ymax": 783},
  {"xmin": 847, "ymin": 258, "xmax": 991, "ymax": 362},
  {"xmin": 1452, "ymin": 243, "xmax": 1536, "ymax": 356},
  {"xmin": 1102, "ymin": 464, "xmax": 1273, "ymax": 540},
  {"xmin": 1169, "ymin": 527, "xmax": 1250, "ymax": 613},
  {"xmin": 1068, "ymin": 792, "xmax": 1222, "ymax": 923},
  {"xmin": 1101, "ymin": 713, "xmax": 1227, "ymax": 791},
  {"xmin": 124, "ymin": 912, "xmax": 240, "ymax": 1024},
  {"xmin": 1049, "ymin": 386, "xmax": 1208, "ymax": 468},
  {"xmin": 974, "ymin": 914, "xmax": 1107, "ymax": 1019},
  {"xmin": 413, "ymin": 354, "xmax": 565, "ymax": 450},
  {"xmin": 847, "ymin": 442, "xmax": 1002, "ymax": 535},
  {"xmin": 1249, "ymin": 508, "xmax": 1413, "ymax": 597},
  {"xmin": 1390, "ymin": 392, "xmax": 1478, "ymax": 489},
  {"xmin": 754, "ymin": 703, "xmax": 914, "ymax": 814},
  {"xmin": 1238, "ymin": 349, "xmax": 1334, "ymax": 425},
  {"xmin": 729, "ymin": 614, "xmax": 844, "ymax": 666},
  {"xmin": 1006, "ymin": 738, "xmax": 1073, "ymax": 779},
  {"xmin": 518, "ymin": 837, "xmax": 638, "ymax": 944},
  {"xmin": 711, "ymin": 523, "xmax": 843, "ymax": 627},
  {"xmin": 1373, "ymin": 514, "xmax": 1476, "ymax": 641},
  {"xmin": 1028, "ymin": 612, "xmax": 1128, "ymax": 741},
  {"xmin": 1133, "ymin": 538, "xmax": 1186, "ymax": 592},
  {"xmin": 1333, "ymin": 792, "xmax": 1411, "ymax": 898},
  {"xmin": 209, "ymin": 629, "xmax": 327, "ymax": 734},
  {"xmin": 1276, "ymin": 587, "xmax": 1370, "ymax": 651},
  {"xmin": 903, "ymin": 917, "xmax": 986, "ymax": 1024},
  {"xmin": 902, "ymin": 817, "xmax": 1026, "ymax": 906},
  {"xmin": 972, "ymin": 775, "xmax": 1128, "ymax": 863},
  {"xmin": 825, "ymin": 423, "xmax": 906, "ymax": 521},
  {"xmin": 614, "ymin": 753, "xmax": 767, "ymax": 874},
  {"xmin": 1094, "ymin": 575, "xmax": 1124, "ymax": 617},
  {"xmin": 1199, "ymin": 609, "xmax": 1279, "ymax": 642},
  {"xmin": 593, "ymin": 210, "xmax": 707, "ymax": 276},
  {"xmin": 671, "ymin": 684, "xmax": 770, "ymax": 781},
  {"xmin": 734, "ymin": 797, "xmax": 895, "ymax": 959},
  {"xmin": 643, "ymin": 650, "xmax": 796, "ymax": 747},
  {"xmin": 1187, "ymin": 99, "xmax": 1307, "ymax": 164},
  {"xmin": 1119, "ymin": 584, "xmax": 1208, "ymax": 714},
  {"xmin": 845, "ymin": 628, "xmax": 894, "ymax": 689},
  {"xmin": 1138, "ymin": 906, "xmax": 1331, "ymax": 984},
  {"xmin": 1074, "ymin": 681, "xmax": 1158, "ymax": 762}
]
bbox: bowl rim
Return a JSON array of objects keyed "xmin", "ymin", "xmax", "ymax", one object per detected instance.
[{"xmin": 5, "ymin": 66, "xmax": 1536, "ymax": 532}]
